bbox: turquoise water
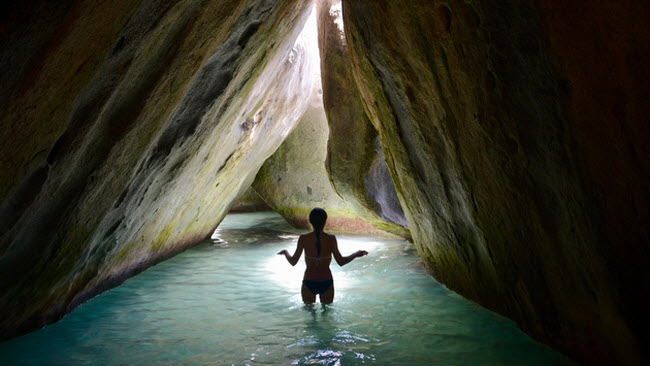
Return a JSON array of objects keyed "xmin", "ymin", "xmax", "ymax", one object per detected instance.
[{"xmin": 1, "ymin": 211, "xmax": 574, "ymax": 365}]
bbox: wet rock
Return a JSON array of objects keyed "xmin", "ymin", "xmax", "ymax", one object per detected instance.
[{"xmin": 342, "ymin": 0, "xmax": 648, "ymax": 364}]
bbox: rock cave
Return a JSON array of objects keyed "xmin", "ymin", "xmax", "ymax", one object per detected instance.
[{"xmin": 0, "ymin": 0, "xmax": 647, "ymax": 365}]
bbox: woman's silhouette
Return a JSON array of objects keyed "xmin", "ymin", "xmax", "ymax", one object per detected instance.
[{"xmin": 278, "ymin": 208, "xmax": 368, "ymax": 304}]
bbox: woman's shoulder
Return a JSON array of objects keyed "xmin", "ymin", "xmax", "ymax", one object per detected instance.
[
  {"xmin": 299, "ymin": 232, "xmax": 315, "ymax": 241},
  {"xmin": 322, "ymin": 232, "xmax": 336, "ymax": 240},
  {"xmin": 300, "ymin": 231, "xmax": 335, "ymax": 239}
]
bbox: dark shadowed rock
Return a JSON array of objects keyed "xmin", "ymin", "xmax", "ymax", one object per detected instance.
[{"xmin": 342, "ymin": 0, "xmax": 648, "ymax": 364}]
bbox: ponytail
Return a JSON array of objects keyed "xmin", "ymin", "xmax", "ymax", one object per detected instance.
[
  {"xmin": 309, "ymin": 208, "xmax": 327, "ymax": 256},
  {"xmin": 315, "ymin": 227, "xmax": 322, "ymax": 255}
]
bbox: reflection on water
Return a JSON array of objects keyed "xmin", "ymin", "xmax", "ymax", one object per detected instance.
[{"xmin": 0, "ymin": 211, "xmax": 574, "ymax": 365}]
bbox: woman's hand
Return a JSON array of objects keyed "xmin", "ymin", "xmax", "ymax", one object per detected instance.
[
  {"xmin": 355, "ymin": 250, "xmax": 368, "ymax": 258},
  {"xmin": 278, "ymin": 241, "xmax": 303, "ymax": 266}
]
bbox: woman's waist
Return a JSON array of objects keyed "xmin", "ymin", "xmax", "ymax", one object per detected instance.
[{"xmin": 303, "ymin": 269, "xmax": 332, "ymax": 281}]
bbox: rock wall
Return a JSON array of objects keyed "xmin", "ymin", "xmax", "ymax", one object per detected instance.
[
  {"xmin": 0, "ymin": 0, "xmax": 315, "ymax": 340},
  {"xmin": 342, "ymin": 0, "xmax": 648, "ymax": 365},
  {"xmin": 318, "ymin": 0, "xmax": 409, "ymax": 238}
]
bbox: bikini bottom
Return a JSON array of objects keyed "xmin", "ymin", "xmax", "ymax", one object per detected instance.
[{"xmin": 302, "ymin": 279, "xmax": 333, "ymax": 295}]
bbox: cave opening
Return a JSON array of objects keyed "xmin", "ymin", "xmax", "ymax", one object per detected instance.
[{"xmin": 233, "ymin": 0, "xmax": 408, "ymax": 238}]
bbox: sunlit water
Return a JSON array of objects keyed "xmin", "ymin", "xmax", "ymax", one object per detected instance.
[{"xmin": 1, "ymin": 211, "xmax": 574, "ymax": 365}]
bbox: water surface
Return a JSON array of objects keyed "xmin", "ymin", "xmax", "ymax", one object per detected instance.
[{"xmin": 1, "ymin": 211, "xmax": 574, "ymax": 365}]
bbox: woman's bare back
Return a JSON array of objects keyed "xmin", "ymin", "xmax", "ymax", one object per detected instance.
[{"xmin": 300, "ymin": 232, "xmax": 335, "ymax": 281}]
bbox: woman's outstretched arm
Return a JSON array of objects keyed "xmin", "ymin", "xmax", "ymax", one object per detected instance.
[
  {"xmin": 277, "ymin": 235, "xmax": 304, "ymax": 266},
  {"xmin": 331, "ymin": 236, "xmax": 368, "ymax": 266}
]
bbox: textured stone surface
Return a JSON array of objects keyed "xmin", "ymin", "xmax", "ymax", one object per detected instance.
[
  {"xmin": 0, "ymin": 0, "xmax": 315, "ymax": 340},
  {"xmin": 343, "ymin": 0, "xmax": 648, "ymax": 364},
  {"xmin": 317, "ymin": 0, "xmax": 409, "ymax": 238},
  {"xmin": 253, "ymin": 83, "xmax": 384, "ymax": 234}
]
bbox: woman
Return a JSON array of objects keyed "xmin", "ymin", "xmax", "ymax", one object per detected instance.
[{"xmin": 278, "ymin": 208, "xmax": 368, "ymax": 304}]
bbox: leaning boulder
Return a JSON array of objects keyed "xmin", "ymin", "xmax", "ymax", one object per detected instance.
[
  {"xmin": 0, "ymin": 0, "xmax": 315, "ymax": 340},
  {"xmin": 343, "ymin": 1, "xmax": 648, "ymax": 364},
  {"xmin": 317, "ymin": 0, "xmax": 409, "ymax": 238}
]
